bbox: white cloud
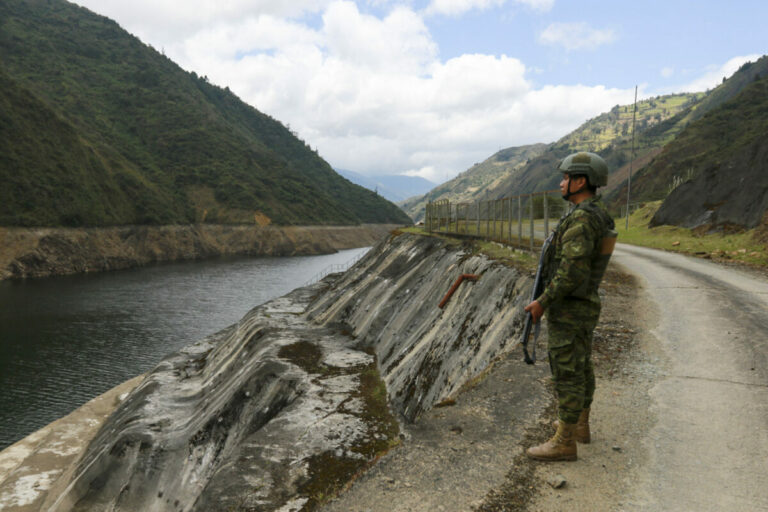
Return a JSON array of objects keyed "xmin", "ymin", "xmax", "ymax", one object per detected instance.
[
  {"xmin": 73, "ymin": 0, "xmax": 634, "ymax": 184},
  {"xmin": 426, "ymin": 0, "xmax": 505, "ymax": 17},
  {"xmin": 661, "ymin": 66, "xmax": 674, "ymax": 78},
  {"xmin": 677, "ymin": 54, "xmax": 762, "ymax": 92},
  {"xmin": 73, "ymin": 0, "xmax": 333, "ymax": 46},
  {"xmin": 425, "ymin": 0, "xmax": 553, "ymax": 17},
  {"xmin": 514, "ymin": 0, "xmax": 555, "ymax": 11},
  {"xmin": 538, "ymin": 22, "xmax": 616, "ymax": 51},
  {"xmin": 323, "ymin": 2, "xmax": 436, "ymax": 73}
]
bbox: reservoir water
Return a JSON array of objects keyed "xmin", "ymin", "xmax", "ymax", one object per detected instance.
[{"xmin": 0, "ymin": 247, "xmax": 369, "ymax": 450}]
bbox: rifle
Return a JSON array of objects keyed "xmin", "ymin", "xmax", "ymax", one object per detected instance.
[{"xmin": 522, "ymin": 231, "xmax": 554, "ymax": 364}]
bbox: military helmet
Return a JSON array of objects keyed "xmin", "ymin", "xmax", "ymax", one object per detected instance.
[{"xmin": 558, "ymin": 152, "xmax": 608, "ymax": 187}]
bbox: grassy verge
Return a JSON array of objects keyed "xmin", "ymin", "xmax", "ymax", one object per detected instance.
[{"xmin": 616, "ymin": 202, "xmax": 768, "ymax": 267}]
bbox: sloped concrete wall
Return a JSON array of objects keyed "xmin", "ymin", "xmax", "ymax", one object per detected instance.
[
  {"xmin": 308, "ymin": 233, "xmax": 530, "ymax": 421},
  {"xmin": 3, "ymin": 232, "xmax": 531, "ymax": 512}
]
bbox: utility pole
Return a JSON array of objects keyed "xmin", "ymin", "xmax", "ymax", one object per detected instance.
[{"xmin": 626, "ymin": 85, "xmax": 638, "ymax": 230}]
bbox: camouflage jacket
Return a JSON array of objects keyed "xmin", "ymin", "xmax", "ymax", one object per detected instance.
[{"xmin": 537, "ymin": 195, "xmax": 614, "ymax": 311}]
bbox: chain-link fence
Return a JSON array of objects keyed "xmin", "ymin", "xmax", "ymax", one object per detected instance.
[{"xmin": 424, "ymin": 190, "xmax": 571, "ymax": 250}]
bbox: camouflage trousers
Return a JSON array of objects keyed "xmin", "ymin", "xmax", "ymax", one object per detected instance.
[{"xmin": 547, "ymin": 300, "xmax": 600, "ymax": 424}]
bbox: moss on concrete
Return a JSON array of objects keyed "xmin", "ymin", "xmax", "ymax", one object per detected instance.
[{"xmin": 296, "ymin": 358, "xmax": 400, "ymax": 511}]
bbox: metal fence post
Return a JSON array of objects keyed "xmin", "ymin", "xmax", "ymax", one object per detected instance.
[
  {"xmin": 443, "ymin": 200, "xmax": 447, "ymax": 233},
  {"xmin": 529, "ymin": 194, "xmax": 534, "ymax": 251},
  {"xmin": 543, "ymin": 194, "xmax": 549, "ymax": 236},
  {"xmin": 517, "ymin": 195, "xmax": 522, "ymax": 246},
  {"xmin": 475, "ymin": 201, "xmax": 480, "ymax": 236},
  {"xmin": 454, "ymin": 203, "xmax": 458, "ymax": 235}
]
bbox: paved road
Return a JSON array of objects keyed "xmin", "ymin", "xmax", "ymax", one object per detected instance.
[{"xmin": 613, "ymin": 244, "xmax": 768, "ymax": 511}]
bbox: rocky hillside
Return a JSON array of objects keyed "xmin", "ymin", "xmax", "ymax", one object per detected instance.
[
  {"xmin": 0, "ymin": 0, "xmax": 411, "ymax": 227},
  {"xmin": 647, "ymin": 72, "xmax": 768, "ymax": 229}
]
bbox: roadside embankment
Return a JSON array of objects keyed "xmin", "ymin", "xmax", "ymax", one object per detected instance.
[
  {"xmin": 0, "ymin": 232, "xmax": 541, "ymax": 512},
  {"xmin": 0, "ymin": 223, "xmax": 401, "ymax": 280}
]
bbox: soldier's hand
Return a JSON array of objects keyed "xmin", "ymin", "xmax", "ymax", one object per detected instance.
[{"xmin": 524, "ymin": 300, "xmax": 544, "ymax": 324}]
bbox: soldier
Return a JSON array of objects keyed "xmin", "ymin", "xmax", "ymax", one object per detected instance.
[{"xmin": 524, "ymin": 152, "xmax": 617, "ymax": 461}]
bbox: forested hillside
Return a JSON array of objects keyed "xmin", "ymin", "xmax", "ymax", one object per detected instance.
[{"xmin": 0, "ymin": 0, "xmax": 411, "ymax": 227}]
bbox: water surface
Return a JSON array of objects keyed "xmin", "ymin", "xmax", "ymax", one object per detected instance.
[{"xmin": 0, "ymin": 248, "xmax": 368, "ymax": 449}]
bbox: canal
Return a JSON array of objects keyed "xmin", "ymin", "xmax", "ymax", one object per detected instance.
[{"xmin": 0, "ymin": 247, "xmax": 369, "ymax": 450}]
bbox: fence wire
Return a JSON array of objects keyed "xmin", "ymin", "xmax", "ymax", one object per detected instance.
[{"xmin": 425, "ymin": 190, "xmax": 571, "ymax": 250}]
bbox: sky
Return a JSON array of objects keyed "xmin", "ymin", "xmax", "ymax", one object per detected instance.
[{"xmin": 72, "ymin": 0, "xmax": 765, "ymax": 184}]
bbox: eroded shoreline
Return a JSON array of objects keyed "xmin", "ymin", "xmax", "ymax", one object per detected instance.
[{"xmin": 0, "ymin": 223, "xmax": 401, "ymax": 280}]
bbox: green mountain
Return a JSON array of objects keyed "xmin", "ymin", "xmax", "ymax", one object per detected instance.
[
  {"xmin": 0, "ymin": 0, "xmax": 411, "ymax": 227},
  {"xmin": 466, "ymin": 55, "xmax": 768, "ymax": 216},
  {"xmin": 403, "ymin": 90, "xmax": 703, "ymax": 223},
  {"xmin": 399, "ymin": 144, "xmax": 548, "ymax": 222}
]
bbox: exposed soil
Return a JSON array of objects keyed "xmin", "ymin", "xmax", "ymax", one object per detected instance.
[{"xmin": 0, "ymin": 224, "xmax": 400, "ymax": 280}]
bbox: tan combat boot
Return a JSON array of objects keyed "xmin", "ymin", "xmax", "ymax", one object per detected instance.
[
  {"xmin": 526, "ymin": 421, "xmax": 577, "ymax": 461},
  {"xmin": 553, "ymin": 407, "xmax": 591, "ymax": 444}
]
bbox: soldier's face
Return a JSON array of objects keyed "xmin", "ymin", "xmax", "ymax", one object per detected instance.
[{"xmin": 560, "ymin": 174, "xmax": 587, "ymax": 200}]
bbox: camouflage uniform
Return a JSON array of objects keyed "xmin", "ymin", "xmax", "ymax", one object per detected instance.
[{"xmin": 537, "ymin": 195, "xmax": 614, "ymax": 424}]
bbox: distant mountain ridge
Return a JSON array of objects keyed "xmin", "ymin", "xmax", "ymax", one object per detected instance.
[
  {"xmin": 0, "ymin": 0, "xmax": 411, "ymax": 227},
  {"xmin": 336, "ymin": 169, "xmax": 435, "ymax": 203},
  {"xmin": 400, "ymin": 91, "xmax": 704, "ymax": 222},
  {"xmin": 405, "ymin": 55, "xmax": 768, "ymax": 228},
  {"xmin": 399, "ymin": 143, "xmax": 548, "ymax": 222}
]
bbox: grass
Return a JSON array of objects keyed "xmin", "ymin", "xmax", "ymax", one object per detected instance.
[{"xmin": 616, "ymin": 201, "xmax": 768, "ymax": 267}]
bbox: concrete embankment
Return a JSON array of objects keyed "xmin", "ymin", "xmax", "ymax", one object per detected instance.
[
  {"xmin": 0, "ymin": 232, "xmax": 536, "ymax": 511},
  {"xmin": 0, "ymin": 223, "xmax": 400, "ymax": 280}
]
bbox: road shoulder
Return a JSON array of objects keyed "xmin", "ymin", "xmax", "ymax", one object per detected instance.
[{"xmin": 476, "ymin": 264, "xmax": 661, "ymax": 512}]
